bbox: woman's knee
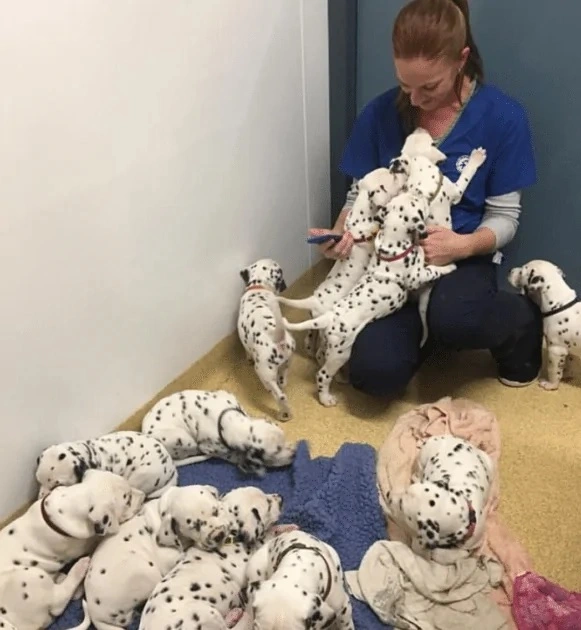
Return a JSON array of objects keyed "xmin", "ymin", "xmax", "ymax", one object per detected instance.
[
  {"xmin": 347, "ymin": 306, "xmax": 422, "ymax": 397},
  {"xmin": 348, "ymin": 352, "xmax": 417, "ymax": 397}
]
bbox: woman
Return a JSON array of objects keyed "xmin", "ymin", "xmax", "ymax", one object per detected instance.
[{"xmin": 310, "ymin": 0, "xmax": 542, "ymax": 396}]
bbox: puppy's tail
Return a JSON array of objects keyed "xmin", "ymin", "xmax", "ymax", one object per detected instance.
[
  {"xmin": 277, "ymin": 295, "xmax": 321, "ymax": 312},
  {"xmin": 174, "ymin": 454, "xmax": 212, "ymax": 467},
  {"xmin": 282, "ymin": 312, "xmax": 332, "ymax": 332},
  {"xmin": 66, "ymin": 600, "xmax": 92, "ymax": 630}
]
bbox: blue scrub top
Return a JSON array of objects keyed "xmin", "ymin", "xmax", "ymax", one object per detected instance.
[{"xmin": 339, "ymin": 84, "xmax": 537, "ymax": 235}]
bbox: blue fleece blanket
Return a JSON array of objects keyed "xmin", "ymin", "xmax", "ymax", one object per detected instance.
[{"xmin": 49, "ymin": 440, "xmax": 390, "ymax": 629}]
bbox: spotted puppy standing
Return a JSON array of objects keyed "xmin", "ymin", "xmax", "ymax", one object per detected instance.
[
  {"xmin": 0, "ymin": 471, "xmax": 143, "ymax": 630},
  {"xmin": 35, "ymin": 430, "xmax": 177, "ymax": 501},
  {"xmin": 238, "ymin": 258, "xmax": 295, "ymax": 421},
  {"xmin": 245, "ymin": 529, "xmax": 354, "ymax": 630},
  {"xmin": 139, "ymin": 487, "xmax": 291, "ymax": 630},
  {"xmin": 283, "ymin": 168, "xmax": 457, "ymax": 407},
  {"xmin": 142, "ymin": 389, "xmax": 296, "ymax": 475},
  {"xmin": 385, "ymin": 435, "xmax": 494, "ymax": 555},
  {"xmin": 508, "ymin": 259, "xmax": 580, "ymax": 390},
  {"xmin": 81, "ymin": 485, "xmax": 231, "ymax": 630},
  {"xmin": 277, "ymin": 163, "xmax": 410, "ymax": 362}
]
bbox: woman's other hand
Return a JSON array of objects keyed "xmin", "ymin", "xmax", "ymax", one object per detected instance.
[
  {"xmin": 420, "ymin": 225, "xmax": 472, "ymax": 266},
  {"xmin": 308, "ymin": 228, "xmax": 354, "ymax": 260}
]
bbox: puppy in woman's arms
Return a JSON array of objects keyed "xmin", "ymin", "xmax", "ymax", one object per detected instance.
[{"xmin": 508, "ymin": 259, "xmax": 580, "ymax": 390}]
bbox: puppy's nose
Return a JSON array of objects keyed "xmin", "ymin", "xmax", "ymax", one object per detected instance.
[
  {"xmin": 94, "ymin": 523, "xmax": 105, "ymax": 535},
  {"xmin": 275, "ymin": 494, "xmax": 284, "ymax": 508},
  {"xmin": 212, "ymin": 530, "xmax": 226, "ymax": 544}
]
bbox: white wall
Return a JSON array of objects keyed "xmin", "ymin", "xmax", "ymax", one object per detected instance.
[{"xmin": 0, "ymin": 0, "xmax": 330, "ymax": 518}]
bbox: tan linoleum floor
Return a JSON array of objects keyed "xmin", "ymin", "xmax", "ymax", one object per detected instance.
[{"xmin": 81, "ymin": 261, "xmax": 581, "ymax": 592}]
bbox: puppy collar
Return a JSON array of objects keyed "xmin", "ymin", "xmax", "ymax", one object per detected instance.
[
  {"xmin": 217, "ymin": 406, "xmax": 244, "ymax": 449},
  {"xmin": 40, "ymin": 495, "xmax": 73, "ymax": 538},
  {"xmin": 244, "ymin": 284, "xmax": 270, "ymax": 293},
  {"xmin": 377, "ymin": 244, "xmax": 415, "ymax": 263},
  {"xmin": 272, "ymin": 543, "xmax": 332, "ymax": 601},
  {"xmin": 542, "ymin": 295, "xmax": 579, "ymax": 318},
  {"xmin": 428, "ymin": 170, "xmax": 444, "ymax": 203}
]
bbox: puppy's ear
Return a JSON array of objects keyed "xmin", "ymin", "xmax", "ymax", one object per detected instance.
[
  {"xmin": 238, "ymin": 447, "xmax": 266, "ymax": 477},
  {"xmin": 240, "ymin": 267, "xmax": 250, "ymax": 284},
  {"xmin": 557, "ymin": 266, "xmax": 566, "ymax": 278},
  {"xmin": 89, "ymin": 500, "xmax": 120, "ymax": 537},
  {"xmin": 307, "ymin": 595, "xmax": 336, "ymax": 629},
  {"xmin": 73, "ymin": 458, "xmax": 89, "ymax": 483},
  {"xmin": 156, "ymin": 488, "xmax": 183, "ymax": 549},
  {"xmin": 199, "ymin": 485, "xmax": 220, "ymax": 499}
]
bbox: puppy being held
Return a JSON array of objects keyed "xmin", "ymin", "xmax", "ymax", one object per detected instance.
[
  {"xmin": 277, "ymin": 162, "xmax": 409, "ymax": 361},
  {"xmin": 509, "ymin": 259, "xmax": 580, "ymax": 390},
  {"xmin": 35, "ymin": 430, "xmax": 177, "ymax": 500},
  {"xmin": 81, "ymin": 484, "xmax": 230, "ymax": 630},
  {"xmin": 283, "ymin": 164, "xmax": 456, "ymax": 407},
  {"xmin": 245, "ymin": 529, "xmax": 354, "ymax": 630},
  {"xmin": 0, "ymin": 470, "xmax": 143, "ymax": 630},
  {"xmin": 385, "ymin": 435, "xmax": 494, "ymax": 556},
  {"xmin": 139, "ymin": 486, "xmax": 290, "ymax": 630},
  {"xmin": 142, "ymin": 389, "xmax": 296, "ymax": 476},
  {"xmin": 238, "ymin": 258, "xmax": 295, "ymax": 421}
]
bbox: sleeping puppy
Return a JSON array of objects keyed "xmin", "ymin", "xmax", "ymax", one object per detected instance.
[
  {"xmin": 385, "ymin": 435, "xmax": 494, "ymax": 555},
  {"xmin": 141, "ymin": 389, "xmax": 296, "ymax": 476},
  {"xmin": 0, "ymin": 470, "xmax": 143, "ymax": 630},
  {"xmin": 245, "ymin": 530, "xmax": 355, "ymax": 630},
  {"xmin": 35, "ymin": 430, "xmax": 177, "ymax": 500},
  {"xmin": 81, "ymin": 485, "xmax": 231, "ymax": 630},
  {"xmin": 508, "ymin": 259, "xmax": 580, "ymax": 390},
  {"xmin": 138, "ymin": 487, "xmax": 290, "ymax": 630},
  {"xmin": 238, "ymin": 258, "xmax": 296, "ymax": 421}
]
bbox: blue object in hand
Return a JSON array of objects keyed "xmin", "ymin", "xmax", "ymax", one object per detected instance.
[{"xmin": 306, "ymin": 233, "xmax": 343, "ymax": 245}]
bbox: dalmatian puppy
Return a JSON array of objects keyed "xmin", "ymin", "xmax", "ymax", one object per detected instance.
[
  {"xmin": 395, "ymin": 129, "xmax": 488, "ymax": 346},
  {"xmin": 277, "ymin": 162, "xmax": 410, "ymax": 361},
  {"xmin": 35, "ymin": 430, "xmax": 178, "ymax": 501},
  {"xmin": 0, "ymin": 470, "xmax": 144, "ymax": 630},
  {"xmin": 237, "ymin": 258, "xmax": 295, "ymax": 421},
  {"xmin": 385, "ymin": 435, "xmax": 494, "ymax": 555},
  {"xmin": 81, "ymin": 484, "xmax": 231, "ymax": 630},
  {"xmin": 508, "ymin": 259, "xmax": 580, "ymax": 390},
  {"xmin": 282, "ymin": 176, "xmax": 457, "ymax": 406},
  {"xmin": 138, "ymin": 487, "xmax": 291, "ymax": 630},
  {"xmin": 142, "ymin": 389, "xmax": 296, "ymax": 475},
  {"xmin": 245, "ymin": 530, "xmax": 354, "ymax": 630}
]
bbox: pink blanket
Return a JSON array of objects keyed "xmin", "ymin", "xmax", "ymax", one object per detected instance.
[{"xmin": 376, "ymin": 396, "xmax": 534, "ymax": 628}]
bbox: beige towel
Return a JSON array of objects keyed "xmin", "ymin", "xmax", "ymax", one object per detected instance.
[
  {"xmin": 346, "ymin": 540, "xmax": 509, "ymax": 629},
  {"xmin": 376, "ymin": 397, "xmax": 534, "ymax": 628}
]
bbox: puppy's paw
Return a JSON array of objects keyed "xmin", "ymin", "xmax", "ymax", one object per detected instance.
[
  {"xmin": 439, "ymin": 263, "xmax": 457, "ymax": 275},
  {"xmin": 225, "ymin": 608, "xmax": 244, "ymax": 628},
  {"xmin": 539, "ymin": 379, "xmax": 559, "ymax": 391},
  {"xmin": 470, "ymin": 147, "xmax": 487, "ymax": 166},
  {"xmin": 319, "ymin": 393, "xmax": 338, "ymax": 407}
]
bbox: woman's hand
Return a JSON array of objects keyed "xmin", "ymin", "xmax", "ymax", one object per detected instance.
[
  {"xmin": 420, "ymin": 225, "xmax": 472, "ymax": 266},
  {"xmin": 308, "ymin": 228, "xmax": 354, "ymax": 260}
]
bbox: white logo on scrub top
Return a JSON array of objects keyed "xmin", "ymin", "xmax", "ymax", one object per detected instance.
[{"xmin": 456, "ymin": 155, "xmax": 470, "ymax": 173}]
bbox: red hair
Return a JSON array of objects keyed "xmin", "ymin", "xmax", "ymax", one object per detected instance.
[{"xmin": 392, "ymin": 0, "xmax": 484, "ymax": 131}]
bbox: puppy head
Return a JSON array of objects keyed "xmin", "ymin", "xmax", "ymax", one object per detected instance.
[
  {"xmin": 250, "ymin": 583, "xmax": 336, "ymax": 630},
  {"xmin": 156, "ymin": 485, "xmax": 231, "ymax": 551},
  {"xmin": 401, "ymin": 127, "xmax": 447, "ymax": 164},
  {"xmin": 360, "ymin": 163, "xmax": 410, "ymax": 208},
  {"xmin": 240, "ymin": 258, "xmax": 287, "ymax": 294},
  {"xmin": 221, "ymin": 487, "xmax": 283, "ymax": 549},
  {"xmin": 386, "ymin": 482, "xmax": 473, "ymax": 551},
  {"xmin": 238, "ymin": 420, "xmax": 296, "ymax": 476},
  {"xmin": 508, "ymin": 259, "xmax": 566, "ymax": 303},
  {"xmin": 83, "ymin": 470, "xmax": 145, "ymax": 537},
  {"xmin": 36, "ymin": 442, "xmax": 93, "ymax": 492}
]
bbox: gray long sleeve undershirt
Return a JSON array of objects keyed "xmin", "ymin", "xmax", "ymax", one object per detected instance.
[{"xmin": 342, "ymin": 179, "xmax": 521, "ymax": 250}]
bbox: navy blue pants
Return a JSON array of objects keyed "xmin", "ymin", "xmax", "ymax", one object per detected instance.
[{"xmin": 348, "ymin": 256, "xmax": 543, "ymax": 397}]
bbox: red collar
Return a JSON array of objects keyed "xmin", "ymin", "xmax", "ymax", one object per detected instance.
[
  {"xmin": 244, "ymin": 284, "xmax": 270, "ymax": 293},
  {"xmin": 376, "ymin": 244, "xmax": 415, "ymax": 263},
  {"xmin": 41, "ymin": 495, "xmax": 73, "ymax": 538}
]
